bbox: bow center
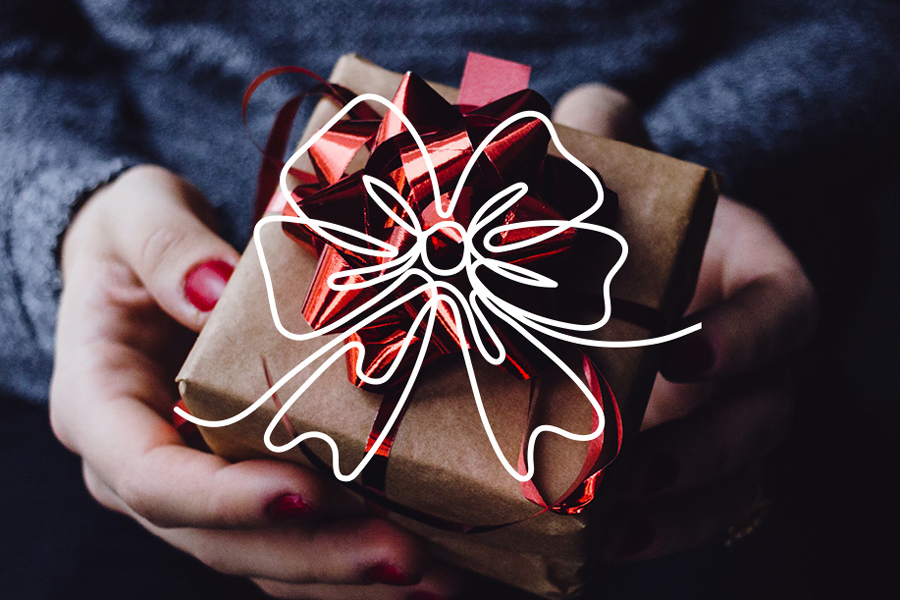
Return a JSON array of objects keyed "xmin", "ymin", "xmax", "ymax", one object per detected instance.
[{"xmin": 421, "ymin": 221, "xmax": 469, "ymax": 277}]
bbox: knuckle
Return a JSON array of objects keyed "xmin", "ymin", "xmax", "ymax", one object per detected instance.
[
  {"xmin": 120, "ymin": 164, "xmax": 178, "ymax": 188},
  {"xmin": 204, "ymin": 487, "xmax": 242, "ymax": 528},
  {"xmin": 727, "ymin": 198, "xmax": 771, "ymax": 230},
  {"xmin": 115, "ymin": 474, "xmax": 167, "ymax": 527},
  {"xmin": 557, "ymin": 83, "xmax": 645, "ymax": 144},
  {"xmin": 82, "ymin": 466, "xmax": 116, "ymax": 510},
  {"xmin": 567, "ymin": 82, "xmax": 633, "ymax": 106},
  {"xmin": 358, "ymin": 517, "xmax": 420, "ymax": 560},
  {"xmin": 357, "ymin": 517, "xmax": 398, "ymax": 545},
  {"xmin": 114, "ymin": 475, "xmax": 146, "ymax": 516},
  {"xmin": 570, "ymin": 84, "xmax": 638, "ymax": 120},
  {"xmin": 139, "ymin": 224, "xmax": 191, "ymax": 283},
  {"xmin": 47, "ymin": 395, "xmax": 74, "ymax": 451}
]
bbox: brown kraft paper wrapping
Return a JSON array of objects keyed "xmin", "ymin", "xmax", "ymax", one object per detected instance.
[{"xmin": 177, "ymin": 54, "xmax": 719, "ymax": 599}]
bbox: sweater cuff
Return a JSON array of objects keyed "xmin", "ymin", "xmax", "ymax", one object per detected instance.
[{"xmin": 9, "ymin": 155, "xmax": 137, "ymax": 356}]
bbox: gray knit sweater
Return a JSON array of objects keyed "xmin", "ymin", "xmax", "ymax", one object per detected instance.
[{"xmin": 2, "ymin": 0, "xmax": 898, "ymax": 403}]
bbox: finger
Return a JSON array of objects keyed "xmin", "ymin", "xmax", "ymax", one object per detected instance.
[
  {"xmin": 60, "ymin": 343, "xmax": 326, "ymax": 529},
  {"xmin": 69, "ymin": 378, "xmax": 328, "ymax": 528},
  {"xmin": 661, "ymin": 197, "xmax": 819, "ymax": 382},
  {"xmin": 97, "ymin": 165, "xmax": 240, "ymax": 331},
  {"xmin": 93, "ymin": 476, "xmax": 428, "ymax": 588},
  {"xmin": 602, "ymin": 467, "xmax": 761, "ymax": 561},
  {"xmin": 552, "ymin": 83, "xmax": 650, "ymax": 147},
  {"xmin": 53, "ymin": 235, "xmax": 324, "ymax": 531},
  {"xmin": 151, "ymin": 518, "xmax": 427, "ymax": 585},
  {"xmin": 640, "ymin": 373, "xmax": 716, "ymax": 430},
  {"xmin": 623, "ymin": 371, "xmax": 793, "ymax": 498},
  {"xmin": 253, "ymin": 562, "xmax": 465, "ymax": 599}
]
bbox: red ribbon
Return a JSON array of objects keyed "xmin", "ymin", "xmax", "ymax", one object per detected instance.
[
  {"xmin": 247, "ymin": 53, "xmax": 635, "ymax": 523},
  {"xmin": 250, "ymin": 56, "xmax": 619, "ymax": 392}
]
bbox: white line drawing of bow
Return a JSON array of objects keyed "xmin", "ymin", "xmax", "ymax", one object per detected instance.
[{"xmin": 176, "ymin": 93, "xmax": 701, "ymax": 483}]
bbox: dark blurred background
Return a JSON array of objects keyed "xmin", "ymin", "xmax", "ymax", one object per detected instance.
[{"xmin": 2, "ymin": 0, "xmax": 897, "ymax": 598}]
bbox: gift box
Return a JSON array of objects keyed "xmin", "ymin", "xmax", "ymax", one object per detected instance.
[{"xmin": 177, "ymin": 54, "xmax": 718, "ymax": 599}]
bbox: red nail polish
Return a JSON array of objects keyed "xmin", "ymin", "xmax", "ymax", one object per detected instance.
[
  {"xmin": 266, "ymin": 493, "xmax": 317, "ymax": 519},
  {"xmin": 407, "ymin": 593, "xmax": 446, "ymax": 600},
  {"xmin": 365, "ymin": 562, "xmax": 413, "ymax": 586},
  {"xmin": 616, "ymin": 520, "xmax": 655, "ymax": 559},
  {"xmin": 642, "ymin": 453, "xmax": 680, "ymax": 496},
  {"xmin": 172, "ymin": 399, "xmax": 197, "ymax": 434},
  {"xmin": 660, "ymin": 334, "xmax": 715, "ymax": 382},
  {"xmin": 184, "ymin": 260, "xmax": 234, "ymax": 312}
]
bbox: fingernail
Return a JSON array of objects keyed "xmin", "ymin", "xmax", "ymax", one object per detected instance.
[
  {"xmin": 615, "ymin": 520, "xmax": 655, "ymax": 559},
  {"xmin": 184, "ymin": 260, "xmax": 234, "ymax": 312},
  {"xmin": 662, "ymin": 334, "xmax": 715, "ymax": 381},
  {"xmin": 365, "ymin": 562, "xmax": 414, "ymax": 586},
  {"xmin": 407, "ymin": 593, "xmax": 446, "ymax": 600},
  {"xmin": 642, "ymin": 452, "xmax": 680, "ymax": 496},
  {"xmin": 266, "ymin": 493, "xmax": 318, "ymax": 519},
  {"xmin": 172, "ymin": 399, "xmax": 197, "ymax": 434}
]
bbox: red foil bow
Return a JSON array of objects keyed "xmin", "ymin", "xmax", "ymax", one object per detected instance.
[
  {"xmin": 248, "ymin": 54, "xmax": 628, "ymax": 520},
  {"xmin": 265, "ymin": 65, "xmax": 618, "ymax": 392}
]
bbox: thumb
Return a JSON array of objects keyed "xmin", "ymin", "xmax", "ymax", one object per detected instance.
[
  {"xmin": 660, "ymin": 198, "xmax": 819, "ymax": 382},
  {"xmin": 552, "ymin": 83, "xmax": 651, "ymax": 148},
  {"xmin": 103, "ymin": 165, "xmax": 241, "ymax": 331}
]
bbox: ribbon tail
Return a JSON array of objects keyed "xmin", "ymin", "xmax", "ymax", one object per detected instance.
[
  {"xmin": 244, "ymin": 66, "xmax": 378, "ymax": 224},
  {"xmin": 519, "ymin": 351, "xmax": 622, "ymax": 514}
]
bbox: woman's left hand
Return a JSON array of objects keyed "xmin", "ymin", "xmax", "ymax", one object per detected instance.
[{"xmin": 553, "ymin": 85, "xmax": 819, "ymax": 560}]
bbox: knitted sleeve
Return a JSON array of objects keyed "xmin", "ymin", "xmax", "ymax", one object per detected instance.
[{"xmin": 0, "ymin": 0, "xmax": 144, "ymax": 402}]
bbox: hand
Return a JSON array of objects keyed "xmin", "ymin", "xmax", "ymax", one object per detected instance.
[
  {"xmin": 554, "ymin": 86, "xmax": 819, "ymax": 560},
  {"xmin": 50, "ymin": 165, "xmax": 462, "ymax": 599}
]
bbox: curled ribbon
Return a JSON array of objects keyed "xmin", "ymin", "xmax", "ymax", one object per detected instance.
[{"xmin": 176, "ymin": 55, "xmax": 700, "ymax": 518}]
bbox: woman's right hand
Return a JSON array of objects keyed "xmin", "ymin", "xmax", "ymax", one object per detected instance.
[{"xmin": 49, "ymin": 164, "xmax": 461, "ymax": 600}]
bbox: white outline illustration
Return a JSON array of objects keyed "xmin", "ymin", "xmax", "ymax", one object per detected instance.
[{"xmin": 175, "ymin": 93, "xmax": 702, "ymax": 483}]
